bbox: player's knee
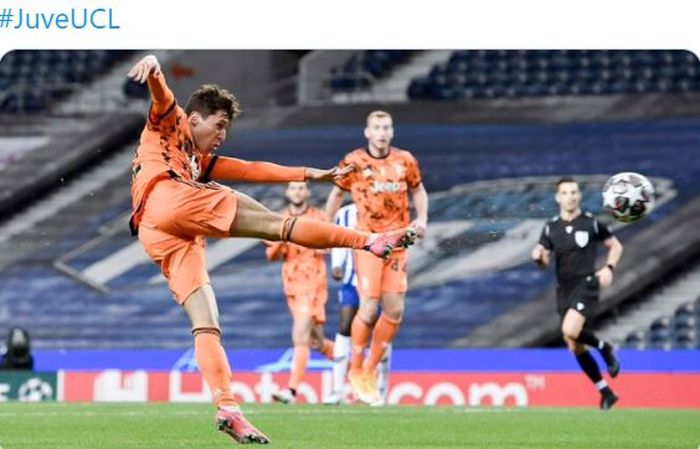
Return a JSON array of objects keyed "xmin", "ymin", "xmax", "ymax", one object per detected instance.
[
  {"xmin": 358, "ymin": 301, "xmax": 379, "ymax": 323},
  {"xmin": 562, "ymin": 334, "xmax": 577, "ymax": 352},
  {"xmin": 360, "ymin": 309, "xmax": 378, "ymax": 324},
  {"xmin": 382, "ymin": 305, "xmax": 404, "ymax": 322},
  {"xmin": 561, "ymin": 322, "xmax": 580, "ymax": 341}
]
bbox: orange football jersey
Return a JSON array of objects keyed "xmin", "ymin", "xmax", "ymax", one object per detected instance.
[
  {"xmin": 272, "ymin": 206, "xmax": 328, "ymax": 297},
  {"xmin": 335, "ymin": 147, "xmax": 422, "ymax": 233},
  {"xmin": 131, "ymin": 103, "xmax": 215, "ymax": 215}
]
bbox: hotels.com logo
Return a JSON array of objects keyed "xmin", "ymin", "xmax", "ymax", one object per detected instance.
[{"xmin": 85, "ymin": 370, "xmax": 532, "ymax": 406}]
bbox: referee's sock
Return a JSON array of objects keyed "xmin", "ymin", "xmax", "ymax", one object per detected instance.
[
  {"xmin": 577, "ymin": 329, "xmax": 608, "ymax": 352},
  {"xmin": 575, "ymin": 350, "xmax": 608, "ymax": 391}
]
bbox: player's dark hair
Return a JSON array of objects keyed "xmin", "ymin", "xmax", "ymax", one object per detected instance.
[
  {"xmin": 556, "ymin": 176, "xmax": 578, "ymax": 191},
  {"xmin": 185, "ymin": 84, "xmax": 241, "ymax": 122}
]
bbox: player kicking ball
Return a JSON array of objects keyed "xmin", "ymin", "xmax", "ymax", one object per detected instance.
[
  {"xmin": 127, "ymin": 55, "xmax": 416, "ymax": 444},
  {"xmin": 531, "ymin": 177, "xmax": 623, "ymax": 410},
  {"xmin": 265, "ymin": 182, "xmax": 335, "ymax": 404}
]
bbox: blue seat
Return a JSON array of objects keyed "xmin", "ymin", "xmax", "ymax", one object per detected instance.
[
  {"xmin": 1, "ymin": 50, "xmax": 134, "ymax": 113},
  {"xmin": 650, "ymin": 316, "xmax": 671, "ymax": 332},
  {"xmin": 624, "ymin": 331, "xmax": 646, "ymax": 349},
  {"xmin": 672, "ymin": 329, "xmax": 697, "ymax": 349},
  {"xmin": 648, "ymin": 332, "xmax": 672, "ymax": 350}
]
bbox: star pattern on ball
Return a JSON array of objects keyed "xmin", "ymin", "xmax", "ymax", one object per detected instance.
[{"xmin": 625, "ymin": 183, "xmax": 647, "ymax": 207}]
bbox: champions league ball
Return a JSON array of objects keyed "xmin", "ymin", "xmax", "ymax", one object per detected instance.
[{"xmin": 602, "ymin": 172, "xmax": 655, "ymax": 223}]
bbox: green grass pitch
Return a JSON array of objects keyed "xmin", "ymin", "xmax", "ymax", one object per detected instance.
[{"xmin": 0, "ymin": 403, "xmax": 698, "ymax": 448}]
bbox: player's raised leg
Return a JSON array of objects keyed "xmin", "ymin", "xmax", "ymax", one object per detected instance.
[
  {"xmin": 229, "ymin": 190, "xmax": 416, "ymax": 256},
  {"xmin": 561, "ymin": 309, "xmax": 618, "ymax": 410},
  {"xmin": 183, "ymin": 286, "xmax": 270, "ymax": 444}
]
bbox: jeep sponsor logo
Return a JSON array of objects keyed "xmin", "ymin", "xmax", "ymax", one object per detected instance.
[{"xmin": 371, "ymin": 181, "xmax": 405, "ymax": 193}]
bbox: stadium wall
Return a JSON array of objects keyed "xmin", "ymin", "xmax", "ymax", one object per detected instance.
[
  {"xmin": 4, "ymin": 349, "xmax": 698, "ymax": 408},
  {"xmin": 161, "ymin": 50, "xmax": 302, "ymax": 108},
  {"xmin": 0, "ymin": 113, "xmax": 142, "ymax": 220}
]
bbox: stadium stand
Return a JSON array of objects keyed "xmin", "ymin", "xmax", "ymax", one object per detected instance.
[
  {"xmin": 594, "ymin": 255, "xmax": 700, "ymax": 350},
  {"xmin": 620, "ymin": 298, "xmax": 700, "ymax": 350},
  {"xmin": 329, "ymin": 50, "xmax": 411, "ymax": 91},
  {"xmin": 407, "ymin": 50, "xmax": 700, "ymax": 100},
  {"xmin": 0, "ymin": 50, "xmax": 133, "ymax": 113}
]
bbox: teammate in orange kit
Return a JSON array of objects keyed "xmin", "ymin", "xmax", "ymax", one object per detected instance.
[
  {"xmin": 265, "ymin": 182, "xmax": 335, "ymax": 404},
  {"xmin": 127, "ymin": 55, "xmax": 416, "ymax": 444},
  {"xmin": 326, "ymin": 110, "xmax": 429, "ymax": 405}
]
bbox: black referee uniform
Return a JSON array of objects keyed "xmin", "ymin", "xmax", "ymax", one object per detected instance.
[
  {"xmin": 537, "ymin": 210, "xmax": 620, "ymax": 409},
  {"xmin": 539, "ymin": 211, "xmax": 613, "ymax": 319}
]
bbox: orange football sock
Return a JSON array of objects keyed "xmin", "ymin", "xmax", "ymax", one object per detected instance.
[
  {"xmin": 289, "ymin": 344, "xmax": 310, "ymax": 390},
  {"xmin": 193, "ymin": 329, "xmax": 238, "ymax": 408},
  {"xmin": 365, "ymin": 315, "xmax": 401, "ymax": 373},
  {"xmin": 319, "ymin": 338, "xmax": 334, "ymax": 360},
  {"xmin": 349, "ymin": 317, "xmax": 372, "ymax": 374},
  {"xmin": 281, "ymin": 217, "xmax": 369, "ymax": 249}
]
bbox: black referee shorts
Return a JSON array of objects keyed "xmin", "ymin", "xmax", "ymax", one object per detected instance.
[{"xmin": 556, "ymin": 275, "xmax": 600, "ymax": 319}]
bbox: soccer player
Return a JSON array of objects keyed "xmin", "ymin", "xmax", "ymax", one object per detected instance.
[
  {"xmin": 325, "ymin": 110, "xmax": 428, "ymax": 404},
  {"xmin": 265, "ymin": 182, "xmax": 335, "ymax": 404},
  {"xmin": 325, "ymin": 203, "xmax": 393, "ymax": 405},
  {"xmin": 127, "ymin": 55, "xmax": 416, "ymax": 444},
  {"xmin": 531, "ymin": 177, "xmax": 624, "ymax": 410}
]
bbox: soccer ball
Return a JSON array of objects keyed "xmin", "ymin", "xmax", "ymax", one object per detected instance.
[
  {"xmin": 18, "ymin": 377, "xmax": 53, "ymax": 402},
  {"xmin": 602, "ymin": 172, "xmax": 655, "ymax": 223}
]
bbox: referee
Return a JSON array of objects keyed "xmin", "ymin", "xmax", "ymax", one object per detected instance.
[{"xmin": 531, "ymin": 177, "xmax": 624, "ymax": 410}]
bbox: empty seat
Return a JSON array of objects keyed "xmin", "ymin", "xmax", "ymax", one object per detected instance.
[
  {"xmin": 329, "ymin": 50, "xmax": 413, "ymax": 93},
  {"xmin": 650, "ymin": 316, "xmax": 671, "ymax": 332},
  {"xmin": 407, "ymin": 50, "xmax": 700, "ymax": 100},
  {"xmin": 0, "ymin": 50, "xmax": 134, "ymax": 113},
  {"xmin": 672, "ymin": 329, "xmax": 697, "ymax": 349},
  {"xmin": 624, "ymin": 330, "xmax": 646, "ymax": 349}
]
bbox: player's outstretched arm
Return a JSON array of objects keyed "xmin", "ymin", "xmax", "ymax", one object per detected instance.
[
  {"xmin": 205, "ymin": 156, "xmax": 352, "ymax": 184},
  {"xmin": 531, "ymin": 244, "xmax": 550, "ymax": 268},
  {"xmin": 325, "ymin": 186, "xmax": 345, "ymax": 222},
  {"xmin": 410, "ymin": 183, "xmax": 429, "ymax": 238},
  {"xmin": 127, "ymin": 54, "xmax": 174, "ymax": 117}
]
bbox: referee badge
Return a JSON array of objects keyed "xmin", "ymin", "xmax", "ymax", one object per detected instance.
[{"xmin": 574, "ymin": 231, "xmax": 589, "ymax": 248}]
